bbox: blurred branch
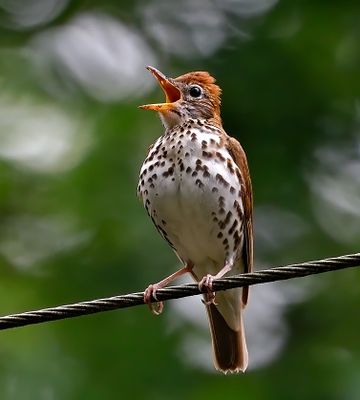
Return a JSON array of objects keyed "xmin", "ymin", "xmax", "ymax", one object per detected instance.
[{"xmin": 0, "ymin": 253, "xmax": 359, "ymax": 331}]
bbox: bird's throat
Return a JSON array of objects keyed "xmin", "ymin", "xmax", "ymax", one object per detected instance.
[{"xmin": 158, "ymin": 110, "xmax": 182, "ymax": 129}]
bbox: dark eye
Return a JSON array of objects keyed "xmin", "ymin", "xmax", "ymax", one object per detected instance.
[{"xmin": 189, "ymin": 85, "xmax": 202, "ymax": 98}]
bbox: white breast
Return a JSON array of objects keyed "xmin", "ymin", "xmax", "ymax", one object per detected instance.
[{"xmin": 138, "ymin": 120, "xmax": 244, "ymax": 274}]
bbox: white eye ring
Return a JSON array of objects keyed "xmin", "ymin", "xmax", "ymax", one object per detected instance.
[{"xmin": 189, "ymin": 85, "xmax": 203, "ymax": 98}]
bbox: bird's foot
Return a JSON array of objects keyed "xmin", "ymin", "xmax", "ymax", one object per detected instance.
[
  {"xmin": 199, "ymin": 275, "xmax": 217, "ymax": 306},
  {"xmin": 144, "ymin": 284, "xmax": 164, "ymax": 315},
  {"xmin": 144, "ymin": 264, "xmax": 194, "ymax": 315}
]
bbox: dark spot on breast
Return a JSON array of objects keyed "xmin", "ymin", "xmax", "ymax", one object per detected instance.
[
  {"xmin": 228, "ymin": 219, "xmax": 238, "ymax": 235},
  {"xmin": 192, "ymin": 171, "xmax": 198, "ymax": 177},
  {"xmin": 224, "ymin": 211, "xmax": 232, "ymax": 226},
  {"xmin": 227, "ymin": 159, "xmax": 235, "ymax": 174},
  {"xmin": 216, "ymin": 151, "xmax": 226, "ymax": 162},
  {"xmin": 202, "ymin": 140, "xmax": 207, "ymax": 149},
  {"xmin": 230, "ymin": 186, "xmax": 236, "ymax": 194},
  {"xmin": 150, "ymin": 183, "xmax": 155, "ymax": 189},
  {"xmin": 195, "ymin": 179, "xmax": 204, "ymax": 188},
  {"xmin": 149, "ymin": 165, "xmax": 154, "ymax": 172},
  {"xmin": 202, "ymin": 151, "xmax": 212, "ymax": 158},
  {"xmin": 217, "ymin": 232, "xmax": 223, "ymax": 239},
  {"xmin": 216, "ymin": 173, "xmax": 229, "ymax": 188},
  {"xmin": 161, "ymin": 161, "xmax": 165, "ymax": 167},
  {"xmin": 186, "ymin": 166, "xmax": 192, "ymax": 174},
  {"xmin": 152, "ymin": 174, "xmax": 157, "ymax": 180},
  {"xmin": 195, "ymin": 164, "xmax": 203, "ymax": 172},
  {"xmin": 233, "ymin": 231, "xmax": 241, "ymax": 251},
  {"xmin": 203, "ymin": 170, "xmax": 210, "ymax": 178},
  {"xmin": 234, "ymin": 200, "xmax": 243, "ymax": 218},
  {"xmin": 236, "ymin": 169, "xmax": 242, "ymax": 181},
  {"xmin": 185, "ymin": 152, "xmax": 190, "ymax": 157},
  {"xmin": 212, "ymin": 187, "xmax": 218, "ymax": 193}
]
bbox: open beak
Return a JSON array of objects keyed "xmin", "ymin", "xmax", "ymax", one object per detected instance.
[{"xmin": 139, "ymin": 66, "xmax": 181, "ymax": 112}]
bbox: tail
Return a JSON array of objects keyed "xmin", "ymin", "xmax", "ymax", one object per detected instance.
[{"xmin": 206, "ymin": 302, "xmax": 248, "ymax": 374}]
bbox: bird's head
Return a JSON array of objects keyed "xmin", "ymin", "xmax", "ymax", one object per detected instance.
[{"xmin": 139, "ymin": 66, "xmax": 222, "ymax": 129}]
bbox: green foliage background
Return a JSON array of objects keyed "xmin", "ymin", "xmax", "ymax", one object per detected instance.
[{"xmin": 0, "ymin": 1, "xmax": 359, "ymax": 399}]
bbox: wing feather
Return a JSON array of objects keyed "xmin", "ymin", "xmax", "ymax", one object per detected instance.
[{"xmin": 226, "ymin": 136, "xmax": 253, "ymax": 306}]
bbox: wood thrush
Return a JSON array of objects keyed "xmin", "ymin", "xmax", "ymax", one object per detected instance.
[{"xmin": 137, "ymin": 66, "xmax": 253, "ymax": 373}]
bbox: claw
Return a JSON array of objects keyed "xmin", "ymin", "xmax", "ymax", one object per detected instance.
[
  {"xmin": 199, "ymin": 274, "xmax": 217, "ymax": 305},
  {"xmin": 201, "ymin": 292, "xmax": 217, "ymax": 306},
  {"xmin": 143, "ymin": 264, "xmax": 194, "ymax": 315},
  {"xmin": 144, "ymin": 284, "xmax": 164, "ymax": 315},
  {"xmin": 198, "ymin": 274, "xmax": 215, "ymax": 291}
]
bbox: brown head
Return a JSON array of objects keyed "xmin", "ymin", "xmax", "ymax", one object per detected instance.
[{"xmin": 139, "ymin": 66, "xmax": 222, "ymax": 129}]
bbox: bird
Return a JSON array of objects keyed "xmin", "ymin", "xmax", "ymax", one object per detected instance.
[{"xmin": 137, "ymin": 66, "xmax": 253, "ymax": 374}]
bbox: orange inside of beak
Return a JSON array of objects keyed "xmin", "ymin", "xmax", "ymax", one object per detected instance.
[
  {"xmin": 146, "ymin": 66, "xmax": 180, "ymax": 103},
  {"xmin": 139, "ymin": 66, "xmax": 181, "ymax": 111},
  {"xmin": 159, "ymin": 79, "xmax": 181, "ymax": 103}
]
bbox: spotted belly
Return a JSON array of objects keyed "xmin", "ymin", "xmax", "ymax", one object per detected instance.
[{"xmin": 138, "ymin": 121, "xmax": 245, "ymax": 270}]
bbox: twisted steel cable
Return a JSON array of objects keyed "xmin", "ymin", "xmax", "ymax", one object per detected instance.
[{"xmin": 0, "ymin": 252, "xmax": 359, "ymax": 331}]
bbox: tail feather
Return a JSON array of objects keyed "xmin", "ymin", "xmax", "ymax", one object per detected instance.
[{"xmin": 206, "ymin": 303, "xmax": 248, "ymax": 373}]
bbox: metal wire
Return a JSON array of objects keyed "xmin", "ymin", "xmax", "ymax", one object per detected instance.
[{"xmin": 0, "ymin": 252, "xmax": 359, "ymax": 331}]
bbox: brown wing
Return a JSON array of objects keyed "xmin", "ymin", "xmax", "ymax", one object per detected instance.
[{"xmin": 226, "ymin": 136, "xmax": 253, "ymax": 306}]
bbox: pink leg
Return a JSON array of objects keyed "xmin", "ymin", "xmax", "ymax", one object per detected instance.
[
  {"xmin": 144, "ymin": 264, "xmax": 193, "ymax": 315},
  {"xmin": 198, "ymin": 261, "xmax": 232, "ymax": 305}
]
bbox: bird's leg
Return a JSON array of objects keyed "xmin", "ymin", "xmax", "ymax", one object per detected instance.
[
  {"xmin": 199, "ymin": 261, "xmax": 232, "ymax": 305},
  {"xmin": 144, "ymin": 263, "xmax": 193, "ymax": 315}
]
